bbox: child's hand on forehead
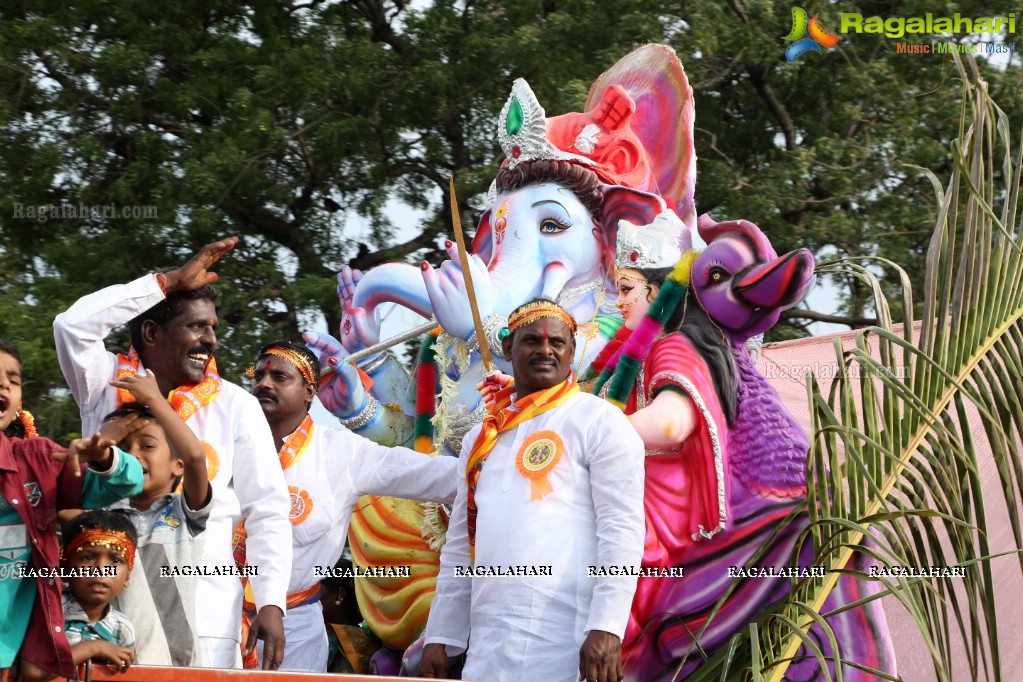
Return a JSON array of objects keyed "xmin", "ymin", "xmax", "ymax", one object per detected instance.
[
  {"xmin": 99, "ymin": 409, "xmax": 152, "ymax": 445},
  {"xmin": 110, "ymin": 369, "xmax": 164, "ymax": 407},
  {"xmin": 55, "ymin": 411, "xmax": 151, "ymax": 475}
]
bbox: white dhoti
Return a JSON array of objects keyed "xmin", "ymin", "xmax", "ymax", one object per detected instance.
[
  {"xmin": 197, "ymin": 636, "xmax": 243, "ymax": 669},
  {"xmin": 264, "ymin": 601, "xmax": 329, "ymax": 672}
]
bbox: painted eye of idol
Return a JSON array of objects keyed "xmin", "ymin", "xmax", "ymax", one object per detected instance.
[
  {"xmin": 531, "ymin": 198, "xmax": 573, "ymax": 235},
  {"xmin": 709, "ymin": 266, "xmax": 728, "ymax": 282},
  {"xmin": 540, "ymin": 217, "xmax": 570, "ymax": 234}
]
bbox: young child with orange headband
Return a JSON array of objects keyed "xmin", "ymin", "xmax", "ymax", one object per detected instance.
[
  {"xmin": 20, "ymin": 510, "xmax": 138, "ymax": 682},
  {"xmin": 60, "ymin": 510, "xmax": 138, "ymax": 670}
]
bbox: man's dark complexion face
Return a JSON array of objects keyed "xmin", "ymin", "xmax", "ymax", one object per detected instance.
[{"xmin": 502, "ymin": 317, "xmax": 575, "ymax": 396}]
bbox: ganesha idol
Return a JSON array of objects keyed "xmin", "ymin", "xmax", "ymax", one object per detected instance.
[{"xmin": 303, "ymin": 44, "xmax": 698, "ymax": 668}]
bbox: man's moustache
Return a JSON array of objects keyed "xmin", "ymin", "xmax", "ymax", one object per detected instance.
[{"xmin": 254, "ymin": 390, "xmax": 277, "ymax": 402}]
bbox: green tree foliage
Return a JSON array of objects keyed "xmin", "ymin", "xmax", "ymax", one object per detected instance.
[{"xmin": 1, "ymin": 0, "xmax": 1020, "ymax": 439}]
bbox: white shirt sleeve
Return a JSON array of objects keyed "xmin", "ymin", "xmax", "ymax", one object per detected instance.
[
  {"xmin": 422, "ymin": 434, "xmax": 474, "ymax": 655},
  {"xmin": 231, "ymin": 392, "xmax": 292, "ymax": 613},
  {"xmin": 583, "ymin": 406, "xmax": 646, "ymax": 638},
  {"xmin": 348, "ymin": 433, "xmax": 458, "ymax": 504},
  {"xmin": 53, "ymin": 274, "xmax": 166, "ymax": 433}
]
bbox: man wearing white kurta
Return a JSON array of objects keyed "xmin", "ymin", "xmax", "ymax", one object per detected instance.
[
  {"xmin": 247, "ymin": 340, "xmax": 458, "ymax": 671},
  {"xmin": 53, "ymin": 237, "xmax": 292, "ymax": 669},
  {"xmin": 420, "ymin": 301, "xmax": 645, "ymax": 682}
]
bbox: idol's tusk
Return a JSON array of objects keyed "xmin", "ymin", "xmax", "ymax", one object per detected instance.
[{"xmin": 344, "ymin": 319, "xmax": 440, "ymax": 365}]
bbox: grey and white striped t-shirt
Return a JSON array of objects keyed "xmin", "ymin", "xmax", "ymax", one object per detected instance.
[{"xmin": 109, "ymin": 492, "xmax": 212, "ymax": 666}]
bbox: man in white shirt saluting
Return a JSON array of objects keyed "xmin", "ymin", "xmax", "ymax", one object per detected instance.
[{"xmin": 54, "ymin": 237, "xmax": 292, "ymax": 670}]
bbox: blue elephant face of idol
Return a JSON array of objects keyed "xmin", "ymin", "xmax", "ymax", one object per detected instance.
[{"xmin": 486, "ymin": 182, "xmax": 601, "ymax": 314}]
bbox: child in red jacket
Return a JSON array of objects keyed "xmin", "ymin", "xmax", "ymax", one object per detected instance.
[{"xmin": 0, "ymin": 339, "xmax": 145, "ymax": 681}]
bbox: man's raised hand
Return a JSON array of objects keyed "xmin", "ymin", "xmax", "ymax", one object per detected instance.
[{"xmin": 163, "ymin": 236, "xmax": 239, "ymax": 293}]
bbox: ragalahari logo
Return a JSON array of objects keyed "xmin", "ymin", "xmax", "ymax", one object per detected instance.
[{"xmin": 784, "ymin": 7, "xmax": 840, "ymax": 61}]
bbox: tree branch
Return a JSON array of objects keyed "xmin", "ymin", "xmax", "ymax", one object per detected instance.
[
  {"xmin": 746, "ymin": 65, "xmax": 797, "ymax": 151},
  {"xmin": 725, "ymin": 0, "xmax": 752, "ymax": 24},
  {"xmin": 353, "ymin": 0, "xmax": 408, "ymax": 58},
  {"xmin": 141, "ymin": 110, "xmax": 188, "ymax": 137},
  {"xmin": 350, "ymin": 227, "xmax": 443, "ymax": 271},
  {"xmin": 780, "ymin": 308, "xmax": 876, "ymax": 328},
  {"xmin": 384, "ymin": 161, "xmax": 449, "ymax": 189}
]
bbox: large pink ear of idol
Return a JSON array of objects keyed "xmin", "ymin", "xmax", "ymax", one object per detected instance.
[
  {"xmin": 472, "ymin": 208, "xmax": 494, "ymax": 264},
  {"xmin": 599, "ymin": 186, "xmax": 668, "ymax": 274},
  {"xmin": 586, "ymin": 44, "xmax": 696, "ymax": 226}
]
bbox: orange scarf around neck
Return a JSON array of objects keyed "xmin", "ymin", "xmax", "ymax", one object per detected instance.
[
  {"xmin": 116, "ymin": 347, "xmax": 221, "ymax": 420},
  {"xmin": 278, "ymin": 414, "xmax": 314, "ymax": 470}
]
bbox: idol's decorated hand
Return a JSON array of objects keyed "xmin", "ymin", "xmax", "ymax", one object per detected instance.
[
  {"xmin": 337, "ymin": 265, "xmax": 363, "ymax": 309},
  {"xmin": 303, "ymin": 331, "xmax": 367, "ymax": 419},
  {"xmin": 336, "ymin": 267, "xmax": 381, "ymax": 352},
  {"xmin": 339, "ymin": 304, "xmax": 381, "ymax": 353},
  {"xmin": 579, "ymin": 630, "xmax": 623, "ymax": 682},
  {"xmin": 421, "ymin": 239, "xmax": 494, "ymax": 341},
  {"xmin": 163, "ymin": 236, "xmax": 238, "ymax": 293},
  {"xmin": 476, "ymin": 370, "xmax": 513, "ymax": 410}
]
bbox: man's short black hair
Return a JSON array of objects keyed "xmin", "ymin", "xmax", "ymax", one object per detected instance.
[
  {"xmin": 62, "ymin": 509, "xmax": 138, "ymax": 551},
  {"xmin": 127, "ymin": 275, "xmax": 220, "ymax": 350}
]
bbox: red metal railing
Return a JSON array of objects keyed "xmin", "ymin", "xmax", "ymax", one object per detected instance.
[{"xmin": 55, "ymin": 663, "xmax": 439, "ymax": 682}]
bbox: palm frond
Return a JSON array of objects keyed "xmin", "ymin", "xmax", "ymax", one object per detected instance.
[{"xmin": 751, "ymin": 54, "xmax": 1023, "ymax": 682}]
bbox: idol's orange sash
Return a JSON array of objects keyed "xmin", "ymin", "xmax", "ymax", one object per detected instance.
[{"xmin": 466, "ymin": 373, "xmax": 578, "ymax": 561}]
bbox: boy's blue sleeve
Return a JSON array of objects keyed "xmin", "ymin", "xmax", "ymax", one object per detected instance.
[{"xmin": 80, "ymin": 446, "xmax": 144, "ymax": 508}]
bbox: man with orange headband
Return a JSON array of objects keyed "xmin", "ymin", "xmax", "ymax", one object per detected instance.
[
  {"xmin": 421, "ymin": 299, "xmax": 645, "ymax": 682},
  {"xmin": 247, "ymin": 340, "xmax": 457, "ymax": 672}
]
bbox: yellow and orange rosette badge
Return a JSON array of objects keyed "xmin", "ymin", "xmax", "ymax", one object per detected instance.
[
  {"xmin": 516, "ymin": 430, "xmax": 564, "ymax": 500},
  {"xmin": 289, "ymin": 486, "xmax": 313, "ymax": 524}
]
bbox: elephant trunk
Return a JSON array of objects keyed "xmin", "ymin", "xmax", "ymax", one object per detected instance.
[{"xmin": 488, "ymin": 254, "xmax": 546, "ymax": 315}]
